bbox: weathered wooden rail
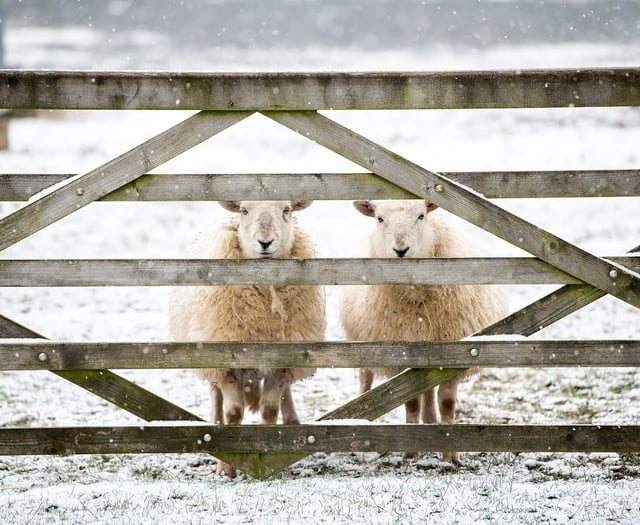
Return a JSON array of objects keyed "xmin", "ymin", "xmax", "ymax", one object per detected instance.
[
  {"xmin": 3, "ymin": 69, "xmax": 639, "ymax": 110},
  {"xmin": 1, "ymin": 256, "xmax": 640, "ymax": 287},
  {"xmin": 3, "ymin": 340, "xmax": 640, "ymax": 370},
  {"xmin": 3, "ymin": 170, "xmax": 639, "ymax": 201},
  {"xmin": 1, "ymin": 68, "xmax": 639, "ymax": 479}
]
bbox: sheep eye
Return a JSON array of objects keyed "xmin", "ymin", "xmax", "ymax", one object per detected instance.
[
  {"xmin": 283, "ymin": 206, "xmax": 291, "ymax": 215},
  {"xmin": 417, "ymin": 214, "xmax": 425, "ymax": 221},
  {"xmin": 377, "ymin": 217, "xmax": 384, "ymax": 223},
  {"xmin": 240, "ymin": 207, "xmax": 249, "ymax": 216}
]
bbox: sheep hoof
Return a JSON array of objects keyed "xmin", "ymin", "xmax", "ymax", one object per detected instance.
[
  {"xmin": 441, "ymin": 452, "xmax": 461, "ymax": 466},
  {"xmin": 216, "ymin": 461, "xmax": 237, "ymax": 478}
]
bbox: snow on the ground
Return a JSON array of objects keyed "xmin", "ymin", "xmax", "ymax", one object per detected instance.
[{"xmin": 1, "ymin": 23, "xmax": 640, "ymax": 525}]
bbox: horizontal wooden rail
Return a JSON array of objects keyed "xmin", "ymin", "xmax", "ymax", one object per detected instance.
[
  {"xmin": 2, "ymin": 340, "xmax": 638, "ymax": 370},
  {"xmin": 1, "ymin": 425, "xmax": 638, "ymax": 456},
  {"xmin": 3, "ymin": 170, "xmax": 639, "ymax": 201},
  {"xmin": 1, "ymin": 257, "xmax": 638, "ymax": 287},
  {"xmin": 1, "ymin": 69, "xmax": 639, "ymax": 110}
]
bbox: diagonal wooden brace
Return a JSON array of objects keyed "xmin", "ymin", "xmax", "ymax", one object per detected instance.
[
  {"xmin": 0, "ymin": 110, "xmax": 252, "ymax": 252},
  {"xmin": 321, "ymin": 242, "xmax": 640, "ymax": 422},
  {"xmin": 252, "ymin": 266, "xmax": 615, "ymax": 475},
  {"xmin": 0, "ymin": 314, "xmax": 202, "ymax": 422},
  {"xmin": 0, "ymin": 314, "xmax": 298, "ymax": 479},
  {"xmin": 262, "ymin": 110, "xmax": 640, "ymax": 309}
]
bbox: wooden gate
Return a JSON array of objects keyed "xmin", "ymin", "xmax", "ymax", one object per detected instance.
[{"xmin": 1, "ymin": 68, "xmax": 639, "ymax": 479}]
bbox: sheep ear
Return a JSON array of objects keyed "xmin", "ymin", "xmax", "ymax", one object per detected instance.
[
  {"xmin": 426, "ymin": 201, "xmax": 439, "ymax": 213},
  {"xmin": 354, "ymin": 200, "xmax": 375, "ymax": 217},
  {"xmin": 291, "ymin": 200, "xmax": 313, "ymax": 212},
  {"xmin": 219, "ymin": 201, "xmax": 242, "ymax": 212}
]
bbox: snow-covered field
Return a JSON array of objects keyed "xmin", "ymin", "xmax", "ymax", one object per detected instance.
[{"xmin": 1, "ymin": 18, "xmax": 640, "ymax": 524}]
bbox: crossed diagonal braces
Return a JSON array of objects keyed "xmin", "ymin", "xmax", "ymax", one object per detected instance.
[{"xmin": 1, "ymin": 110, "xmax": 638, "ymax": 478}]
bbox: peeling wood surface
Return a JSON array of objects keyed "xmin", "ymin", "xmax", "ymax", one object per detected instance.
[
  {"xmin": 2, "ymin": 170, "xmax": 638, "ymax": 201},
  {"xmin": 1, "ymin": 69, "xmax": 639, "ymax": 110}
]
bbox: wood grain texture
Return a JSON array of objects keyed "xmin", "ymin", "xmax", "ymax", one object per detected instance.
[
  {"xmin": 0, "ymin": 111, "xmax": 251, "ymax": 252},
  {"xmin": 3, "ymin": 339, "xmax": 639, "ymax": 371},
  {"xmin": 1, "ymin": 69, "xmax": 639, "ymax": 110},
  {"xmin": 1, "ymin": 425, "xmax": 638, "ymax": 455},
  {"xmin": 3, "ymin": 170, "xmax": 638, "ymax": 201},
  {"xmin": 2, "ymin": 67, "xmax": 639, "ymax": 478},
  {"xmin": 3, "ymin": 256, "xmax": 638, "ymax": 287}
]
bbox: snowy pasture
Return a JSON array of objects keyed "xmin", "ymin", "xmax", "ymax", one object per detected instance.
[{"xmin": 1, "ymin": 17, "xmax": 640, "ymax": 525}]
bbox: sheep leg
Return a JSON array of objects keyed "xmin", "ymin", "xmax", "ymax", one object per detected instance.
[
  {"xmin": 404, "ymin": 397, "xmax": 420, "ymax": 424},
  {"xmin": 211, "ymin": 384, "xmax": 237, "ymax": 478},
  {"xmin": 260, "ymin": 372, "xmax": 287, "ymax": 424},
  {"xmin": 438, "ymin": 378, "xmax": 461, "ymax": 465},
  {"xmin": 403, "ymin": 396, "xmax": 421, "ymax": 459},
  {"xmin": 358, "ymin": 368, "xmax": 374, "ymax": 394},
  {"xmin": 210, "ymin": 383, "xmax": 224, "ymax": 425},
  {"xmin": 242, "ymin": 370, "xmax": 262, "ymax": 414},
  {"xmin": 420, "ymin": 387, "xmax": 438, "ymax": 424},
  {"xmin": 213, "ymin": 379, "xmax": 245, "ymax": 478},
  {"xmin": 219, "ymin": 380, "xmax": 245, "ymax": 426},
  {"xmin": 279, "ymin": 384, "xmax": 301, "ymax": 425}
]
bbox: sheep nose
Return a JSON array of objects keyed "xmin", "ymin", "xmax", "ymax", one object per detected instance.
[
  {"xmin": 259, "ymin": 240, "xmax": 273, "ymax": 251},
  {"xmin": 393, "ymin": 247, "xmax": 409, "ymax": 258}
]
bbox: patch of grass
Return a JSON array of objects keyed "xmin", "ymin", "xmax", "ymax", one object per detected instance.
[
  {"xmin": 608, "ymin": 374, "xmax": 640, "ymax": 394},
  {"xmin": 554, "ymin": 400, "xmax": 599, "ymax": 423},
  {"xmin": 129, "ymin": 462, "xmax": 167, "ymax": 481},
  {"xmin": 556, "ymin": 383, "xmax": 595, "ymax": 399},
  {"xmin": 2, "ymin": 415, "xmax": 37, "ymax": 427}
]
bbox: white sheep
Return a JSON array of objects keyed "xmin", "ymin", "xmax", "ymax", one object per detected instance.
[
  {"xmin": 340, "ymin": 199, "xmax": 508, "ymax": 464},
  {"xmin": 169, "ymin": 200, "xmax": 326, "ymax": 477}
]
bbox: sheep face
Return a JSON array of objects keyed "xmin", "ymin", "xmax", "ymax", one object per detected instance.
[
  {"xmin": 220, "ymin": 200, "xmax": 313, "ymax": 258},
  {"xmin": 354, "ymin": 200, "xmax": 438, "ymax": 258}
]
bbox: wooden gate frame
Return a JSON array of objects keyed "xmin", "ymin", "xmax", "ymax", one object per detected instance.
[{"xmin": 1, "ymin": 68, "xmax": 639, "ymax": 479}]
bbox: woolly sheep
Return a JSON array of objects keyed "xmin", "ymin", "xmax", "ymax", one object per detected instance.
[
  {"xmin": 169, "ymin": 200, "xmax": 326, "ymax": 477},
  {"xmin": 340, "ymin": 199, "xmax": 508, "ymax": 464}
]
